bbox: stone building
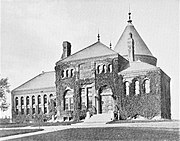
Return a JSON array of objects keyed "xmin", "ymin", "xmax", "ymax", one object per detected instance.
[
  {"xmin": 11, "ymin": 12, "xmax": 171, "ymax": 122},
  {"xmin": 55, "ymin": 13, "xmax": 171, "ymax": 121},
  {"xmin": 11, "ymin": 71, "xmax": 56, "ymax": 121}
]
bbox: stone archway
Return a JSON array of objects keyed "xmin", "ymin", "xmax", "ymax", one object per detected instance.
[{"xmin": 97, "ymin": 86, "xmax": 114, "ymax": 114}]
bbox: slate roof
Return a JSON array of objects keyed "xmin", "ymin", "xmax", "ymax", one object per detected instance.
[
  {"xmin": 13, "ymin": 71, "xmax": 55, "ymax": 91},
  {"xmin": 119, "ymin": 61, "xmax": 158, "ymax": 74},
  {"xmin": 61, "ymin": 41, "xmax": 118, "ymax": 62},
  {"xmin": 114, "ymin": 23, "xmax": 154, "ymax": 57}
]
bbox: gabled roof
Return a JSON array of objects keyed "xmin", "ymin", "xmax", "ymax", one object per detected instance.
[
  {"xmin": 114, "ymin": 23, "xmax": 154, "ymax": 57},
  {"xmin": 119, "ymin": 61, "xmax": 158, "ymax": 74},
  {"xmin": 13, "ymin": 71, "xmax": 55, "ymax": 91},
  {"xmin": 61, "ymin": 41, "xmax": 118, "ymax": 62}
]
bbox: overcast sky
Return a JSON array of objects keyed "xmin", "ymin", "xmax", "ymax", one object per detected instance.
[{"xmin": 1, "ymin": 0, "xmax": 179, "ymax": 119}]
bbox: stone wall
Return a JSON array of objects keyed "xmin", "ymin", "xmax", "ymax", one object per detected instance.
[
  {"xmin": 119, "ymin": 69, "xmax": 162, "ymax": 119},
  {"xmin": 160, "ymin": 69, "xmax": 171, "ymax": 119}
]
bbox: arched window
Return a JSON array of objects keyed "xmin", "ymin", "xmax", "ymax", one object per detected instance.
[
  {"xmin": 26, "ymin": 96, "xmax": 29, "ymax": 105},
  {"xmin": 70, "ymin": 69, "xmax": 74, "ymax": 77},
  {"xmin": 44, "ymin": 95, "xmax": 47, "ymax": 104},
  {"xmin": 108, "ymin": 64, "xmax": 112, "ymax": 73},
  {"xmin": 50, "ymin": 94, "xmax": 53, "ymax": 98},
  {"xmin": 102, "ymin": 65, "xmax": 106, "ymax": 73},
  {"xmin": 97, "ymin": 65, "xmax": 100, "ymax": 74},
  {"xmin": 135, "ymin": 80, "xmax": 140, "ymax": 95},
  {"xmin": 15, "ymin": 97, "xmax": 18, "ymax": 106},
  {"xmin": 38, "ymin": 95, "xmax": 41, "ymax": 104},
  {"xmin": 61, "ymin": 70, "xmax": 64, "ymax": 78},
  {"xmin": 32, "ymin": 95, "xmax": 35, "ymax": 105},
  {"xmin": 66, "ymin": 70, "xmax": 69, "ymax": 77},
  {"xmin": 144, "ymin": 79, "xmax": 150, "ymax": 93},
  {"xmin": 124, "ymin": 82, "xmax": 130, "ymax": 96},
  {"xmin": 21, "ymin": 97, "xmax": 24, "ymax": 106}
]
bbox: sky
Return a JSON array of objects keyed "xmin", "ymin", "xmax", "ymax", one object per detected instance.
[{"xmin": 1, "ymin": 0, "xmax": 179, "ymax": 119}]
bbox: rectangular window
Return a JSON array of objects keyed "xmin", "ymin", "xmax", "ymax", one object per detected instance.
[
  {"xmin": 21, "ymin": 108, "xmax": 24, "ymax": 114},
  {"xmin": 65, "ymin": 98, "xmax": 69, "ymax": 110},
  {"xmin": 32, "ymin": 108, "xmax": 35, "ymax": 114},
  {"xmin": 88, "ymin": 96, "xmax": 93, "ymax": 108},
  {"xmin": 81, "ymin": 88, "xmax": 86, "ymax": 109},
  {"xmin": 44, "ymin": 107, "xmax": 47, "ymax": 114},
  {"xmin": 27, "ymin": 108, "xmax": 30, "ymax": 115},
  {"xmin": 70, "ymin": 98, "xmax": 73, "ymax": 110},
  {"xmin": 87, "ymin": 87, "xmax": 92, "ymax": 109},
  {"xmin": 38, "ymin": 107, "xmax": 41, "ymax": 114},
  {"xmin": 32, "ymin": 99, "xmax": 35, "ymax": 105}
]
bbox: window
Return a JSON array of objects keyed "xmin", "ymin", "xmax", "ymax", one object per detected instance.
[
  {"xmin": 21, "ymin": 108, "xmax": 24, "ymax": 114},
  {"xmin": 70, "ymin": 69, "xmax": 74, "ymax": 77},
  {"xmin": 135, "ymin": 80, "xmax": 140, "ymax": 95},
  {"xmin": 32, "ymin": 96, "xmax": 35, "ymax": 105},
  {"xmin": 32, "ymin": 108, "xmax": 35, "ymax": 114},
  {"xmin": 26, "ymin": 96, "xmax": 29, "ymax": 105},
  {"xmin": 108, "ymin": 64, "xmax": 112, "ymax": 73},
  {"xmin": 97, "ymin": 65, "xmax": 100, "ymax": 74},
  {"xmin": 102, "ymin": 65, "xmax": 106, "ymax": 73},
  {"xmin": 38, "ymin": 107, "xmax": 41, "ymax": 114},
  {"xmin": 64, "ymin": 90, "xmax": 74, "ymax": 111},
  {"xmin": 44, "ymin": 107, "xmax": 47, "ymax": 114},
  {"xmin": 15, "ymin": 97, "xmax": 18, "ymax": 106},
  {"xmin": 69, "ymin": 97, "xmax": 74, "ymax": 110},
  {"xmin": 44, "ymin": 95, "xmax": 47, "ymax": 104},
  {"xmin": 21, "ymin": 97, "xmax": 24, "ymax": 106},
  {"xmin": 144, "ymin": 79, "xmax": 150, "ymax": 93},
  {"xmin": 38, "ymin": 95, "xmax": 41, "ymax": 104},
  {"xmin": 66, "ymin": 70, "xmax": 69, "ymax": 77},
  {"xmin": 61, "ymin": 70, "xmax": 64, "ymax": 78},
  {"xmin": 125, "ymin": 82, "xmax": 130, "ymax": 96},
  {"xmin": 27, "ymin": 108, "xmax": 30, "ymax": 115},
  {"xmin": 87, "ymin": 87, "xmax": 92, "ymax": 108},
  {"xmin": 49, "ymin": 94, "xmax": 53, "ymax": 100},
  {"xmin": 65, "ymin": 98, "xmax": 69, "ymax": 110},
  {"xmin": 81, "ymin": 88, "xmax": 86, "ymax": 109}
]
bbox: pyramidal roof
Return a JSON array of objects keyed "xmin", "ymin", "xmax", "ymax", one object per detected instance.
[
  {"xmin": 119, "ymin": 61, "xmax": 158, "ymax": 74},
  {"xmin": 13, "ymin": 71, "xmax": 55, "ymax": 91},
  {"xmin": 114, "ymin": 22, "xmax": 153, "ymax": 57},
  {"xmin": 61, "ymin": 41, "xmax": 118, "ymax": 62}
]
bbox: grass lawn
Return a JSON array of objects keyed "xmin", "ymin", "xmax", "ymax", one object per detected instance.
[
  {"xmin": 0, "ymin": 121, "xmax": 82, "ymax": 128},
  {"xmin": 10, "ymin": 127, "xmax": 179, "ymax": 141},
  {"xmin": 0, "ymin": 129, "xmax": 44, "ymax": 137}
]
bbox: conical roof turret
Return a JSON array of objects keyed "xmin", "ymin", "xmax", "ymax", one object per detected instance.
[{"xmin": 114, "ymin": 12, "xmax": 157, "ymax": 66}]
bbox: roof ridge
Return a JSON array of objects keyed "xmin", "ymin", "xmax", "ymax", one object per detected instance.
[
  {"xmin": 58, "ymin": 41, "xmax": 118, "ymax": 63},
  {"xmin": 12, "ymin": 71, "xmax": 55, "ymax": 92}
]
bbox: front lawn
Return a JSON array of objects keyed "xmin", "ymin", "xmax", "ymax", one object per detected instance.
[
  {"xmin": 0, "ymin": 121, "xmax": 82, "ymax": 128},
  {"xmin": 10, "ymin": 127, "xmax": 180, "ymax": 141},
  {"xmin": 0, "ymin": 129, "xmax": 44, "ymax": 137}
]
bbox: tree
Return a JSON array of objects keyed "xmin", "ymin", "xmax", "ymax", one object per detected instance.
[{"xmin": 0, "ymin": 78, "xmax": 10, "ymax": 111}]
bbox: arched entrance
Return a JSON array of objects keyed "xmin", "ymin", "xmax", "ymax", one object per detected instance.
[{"xmin": 97, "ymin": 86, "xmax": 114, "ymax": 114}]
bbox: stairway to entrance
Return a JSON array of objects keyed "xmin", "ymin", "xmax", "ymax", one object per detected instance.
[{"xmin": 82, "ymin": 113, "xmax": 113, "ymax": 124}]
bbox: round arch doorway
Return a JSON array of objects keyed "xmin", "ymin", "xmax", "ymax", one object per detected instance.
[{"xmin": 97, "ymin": 86, "xmax": 114, "ymax": 114}]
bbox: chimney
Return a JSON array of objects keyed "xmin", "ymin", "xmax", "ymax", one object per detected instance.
[
  {"xmin": 61, "ymin": 41, "xmax": 71, "ymax": 59},
  {"xmin": 127, "ymin": 33, "xmax": 135, "ymax": 62}
]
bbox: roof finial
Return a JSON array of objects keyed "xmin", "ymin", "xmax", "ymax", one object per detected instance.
[
  {"xmin": 127, "ymin": 4, "xmax": 132, "ymax": 23},
  {"xmin": 110, "ymin": 41, "xmax": 112, "ymax": 49},
  {"xmin": 97, "ymin": 29, "xmax": 100, "ymax": 42}
]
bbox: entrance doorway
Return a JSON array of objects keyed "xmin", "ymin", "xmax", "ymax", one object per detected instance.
[{"xmin": 97, "ymin": 86, "xmax": 114, "ymax": 114}]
